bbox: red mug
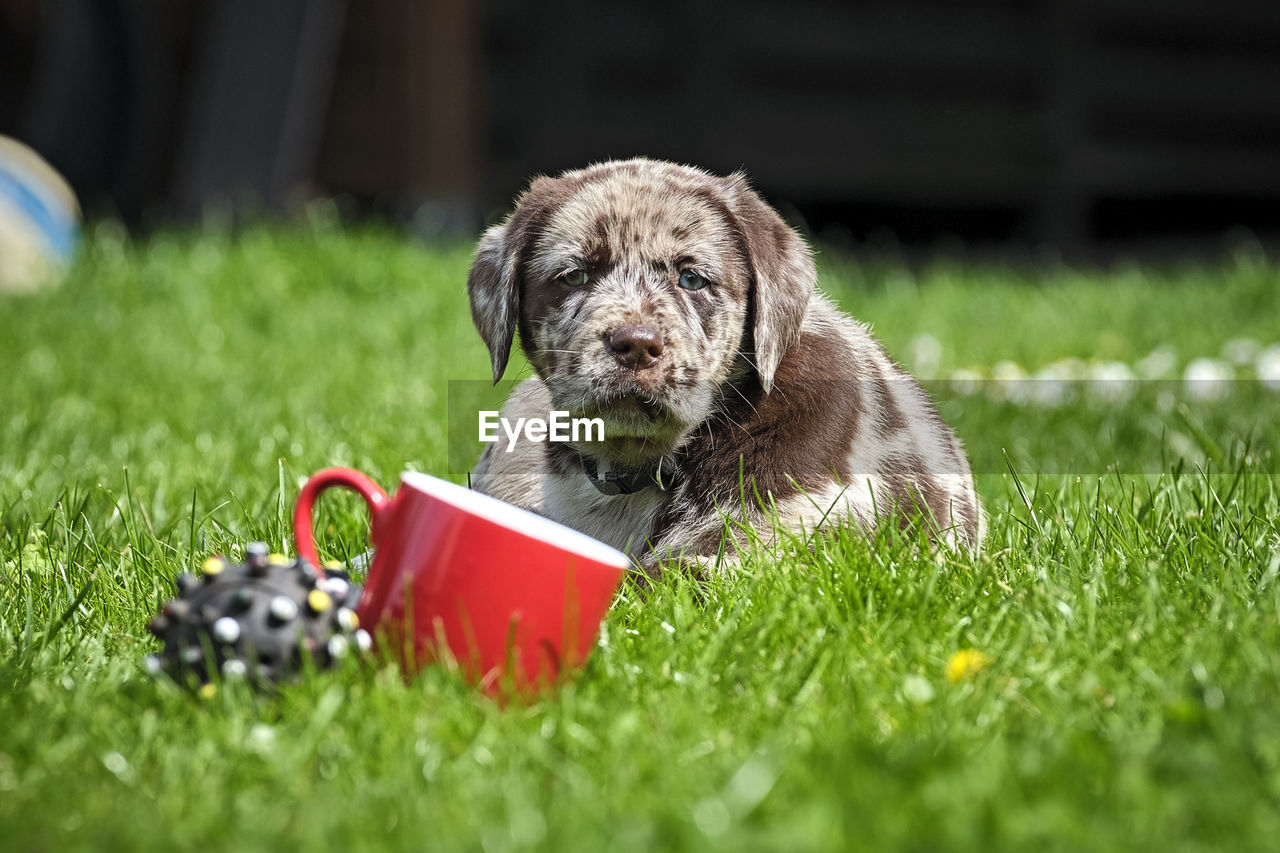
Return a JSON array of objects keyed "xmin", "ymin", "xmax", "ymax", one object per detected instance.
[{"xmin": 293, "ymin": 468, "xmax": 630, "ymax": 689}]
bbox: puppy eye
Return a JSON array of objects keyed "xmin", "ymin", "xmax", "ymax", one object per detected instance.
[
  {"xmin": 560, "ymin": 269, "xmax": 589, "ymax": 287},
  {"xmin": 678, "ymin": 270, "xmax": 709, "ymax": 291}
]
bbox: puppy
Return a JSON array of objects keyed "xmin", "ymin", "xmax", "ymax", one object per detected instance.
[{"xmin": 468, "ymin": 158, "xmax": 983, "ymax": 569}]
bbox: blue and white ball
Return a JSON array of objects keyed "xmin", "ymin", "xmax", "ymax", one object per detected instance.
[{"xmin": 0, "ymin": 135, "xmax": 80, "ymax": 293}]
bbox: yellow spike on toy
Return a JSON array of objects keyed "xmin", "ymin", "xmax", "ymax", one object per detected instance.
[{"xmin": 307, "ymin": 589, "xmax": 332, "ymax": 614}]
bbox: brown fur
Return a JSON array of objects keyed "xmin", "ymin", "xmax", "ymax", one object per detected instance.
[{"xmin": 468, "ymin": 158, "xmax": 984, "ymax": 568}]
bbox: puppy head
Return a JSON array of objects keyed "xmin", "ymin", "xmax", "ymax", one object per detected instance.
[{"xmin": 468, "ymin": 158, "xmax": 815, "ymax": 463}]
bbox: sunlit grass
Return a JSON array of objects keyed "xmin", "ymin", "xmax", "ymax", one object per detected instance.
[{"xmin": 2, "ymin": 222, "xmax": 1279, "ymax": 850}]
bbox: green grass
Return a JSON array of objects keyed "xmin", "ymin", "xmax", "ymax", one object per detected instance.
[{"xmin": 3, "ymin": 220, "xmax": 1280, "ymax": 851}]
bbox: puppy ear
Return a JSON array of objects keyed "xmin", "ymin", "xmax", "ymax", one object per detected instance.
[
  {"xmin": 468, "ymin": 176, "xmax": 568, "ymax": 383},
  {"xmin": 724, "ymin": 174, "xmax": 816, "ymax": 394},
  {"xmin": 467, "ymin": 223, "xmax": 520, "ymax": 383}
]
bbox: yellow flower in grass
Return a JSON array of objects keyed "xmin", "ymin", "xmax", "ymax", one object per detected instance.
[{"xmin": 946, "ymin": 649, "xmax": 992, "ymax": 683}]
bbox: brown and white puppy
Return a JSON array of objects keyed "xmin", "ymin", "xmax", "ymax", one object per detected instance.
[{"xmin": 468, "ymin": 158, "xmax": 983, "ymax": 570}]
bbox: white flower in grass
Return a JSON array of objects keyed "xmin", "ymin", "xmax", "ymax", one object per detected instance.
[
  {"xmin": 992, "ymin": 361, "xmax": 1026, "ymax": 381},
  {"xmin": 1222, "ymin": 337, "xmax": 1261, "ymax": 365},
  {"xmin": 245, "ymin": 723, "xmax": 277, "ymax": 756},
  {"xmin": 1087, "ymin": 361, "xmax": 1135, "ymax": 402},
  {"xmin": 1050, "ymin": 357, "xmax": 1089, "ymax": 381},
  {"xmin": 1184, "ymin": 357, "xmax": 1234, "ymax": 401},
  {"xmin": 1029, "ymin": 362, "xmax": 1075, "ymax": 407},
  {"xmin": 949, "ymin": 368, "xmax": 983, "ymax": 396},
  {"xmin": 902, "ymin": 674, "xmax": 936, "ymax": 704},
  {"xmin": 1135, "ymin": 346, "xmax": 1178, "ymax": 380},
  {"xmin": 991, "ymin": 360, "xmax": 1028, "ymax": 402},
  {"xmin": 1257, "ymin": 345, "xmax": 1280, "ymax": 390},
  {"xmin": 907, "ymin": 333, "xmax": 943, "ymax": 379}
]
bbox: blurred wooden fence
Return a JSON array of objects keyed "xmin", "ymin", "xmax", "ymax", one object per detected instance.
[
  {"xmin": 480, "ymin": 0, "xmax": 1280, "ymax": 248},
  {"xmin": 3, "ymin": 0, "xmax": 1277, "ymax": 250}
]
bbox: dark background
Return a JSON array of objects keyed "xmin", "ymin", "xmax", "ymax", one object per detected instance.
[{"xmin": 3, "ymin": 0, "xmax": 1279, "ymax": 257}]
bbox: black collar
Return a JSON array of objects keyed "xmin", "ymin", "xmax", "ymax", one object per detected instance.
[{"xmin": 576, "ymin": 451, "xmax": 677, "ymax": 496}]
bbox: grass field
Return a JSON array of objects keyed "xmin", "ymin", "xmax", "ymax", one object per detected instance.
[{"xmin": 3, "ymin": 220, "xmax": 1280, "ymax": 851}]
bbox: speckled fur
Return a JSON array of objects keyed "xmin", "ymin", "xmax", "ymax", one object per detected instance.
[{"xmin": 468, "ymin": 158, "xmax": 984, "ymax": 570}]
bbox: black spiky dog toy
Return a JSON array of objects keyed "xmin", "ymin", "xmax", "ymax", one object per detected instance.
[{"xmin": 146, "ymin": 542, "xmax": 371, "ymax": 689}]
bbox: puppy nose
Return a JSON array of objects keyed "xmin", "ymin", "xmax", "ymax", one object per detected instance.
[{"xmin": 607, "ymin": 325, "xmax": 664, "ymax": 369}]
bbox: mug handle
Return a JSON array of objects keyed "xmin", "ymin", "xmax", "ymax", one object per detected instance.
[{"xmin": 293, "ymin": 467, "xmax": 392, "ymax": 574}]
